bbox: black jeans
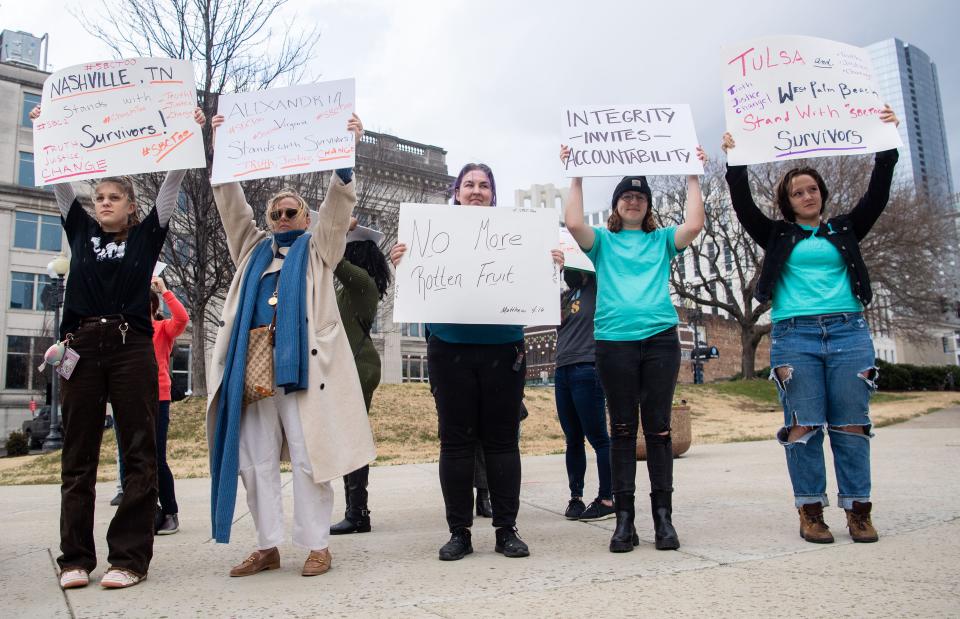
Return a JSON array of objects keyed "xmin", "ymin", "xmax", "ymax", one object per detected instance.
[
  {"xmin": 58, "ymin": 317, "xmax": 159, "ymax": 576},
  {"xmin": 428, "ymin": 338, "xmax": 525, "ymax": 531},
  {"xmin": 156, "ymin": 401, "xmax": 178, "ymax": 515},
  {"xmin": 595, "ymin": 327, "xmax": 681, "ymax": 498}
]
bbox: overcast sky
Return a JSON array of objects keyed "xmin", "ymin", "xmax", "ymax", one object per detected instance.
[{"xmin": 3, "ymin": 0, "xmax": 958, "ymax": 212}]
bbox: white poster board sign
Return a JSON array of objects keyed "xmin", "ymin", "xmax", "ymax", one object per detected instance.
[
  {"xmin": 561, "ymin": 104, "xmax": 703, "ymax": 177},
  {"xmin": 722, "ymin": 35, "xmax": 902, "ymax": 165},
  {"xmin": 33, "ymin": 58, "xmax": 205, "ymax": 185},
  {"xmin": 559, "ymin": 228, "xmax": 594, "ymax": 272},
  {"xmin": 212, "ymin": 79, "xmax": 355, "ymax": 183},
  {"xmin": 393, "ymin": 204, "xmax": 560, "ymax": 325}
]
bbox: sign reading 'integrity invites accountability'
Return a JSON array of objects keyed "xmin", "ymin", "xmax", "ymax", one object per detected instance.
[
  {"xmin": 561, "ymin": 104, "xmax": 703, "ymax": 177},
  {"xmin": 722, "ymin": 35, "xmax": 902, "ymax": 165},
  {"xmin": 393, "ymin": 204, "xmax": 561, "ymax": 326},
  {"xmin": 33, "ymin": 58, "xmax": 206, "ymax": 185},
  {"xmin": 211, "ymin": 79, "xmax": 356, "ymax": 183}
]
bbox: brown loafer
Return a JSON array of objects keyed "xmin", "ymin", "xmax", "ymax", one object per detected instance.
[
  {"xmin": 302, "ymin": 548, "xmax": 331, "ymax": 577},
  {"xmin": 230, "ymin": 547, "xmax": 280, "ymax": 577}
]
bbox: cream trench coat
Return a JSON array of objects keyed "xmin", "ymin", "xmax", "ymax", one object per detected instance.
[{"xmin": 205, "ymin": 174, "xmax": 376, "ymax": 483}]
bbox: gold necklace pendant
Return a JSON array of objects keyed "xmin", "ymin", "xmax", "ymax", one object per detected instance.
[{"xmin": 268, "ymin": 295, "xmax": 278, "ymax": 307}]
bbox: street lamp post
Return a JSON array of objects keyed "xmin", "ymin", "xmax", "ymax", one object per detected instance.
[{"xmin": 42, "ymin": 255, "xmax": 69, "ymax": 452}]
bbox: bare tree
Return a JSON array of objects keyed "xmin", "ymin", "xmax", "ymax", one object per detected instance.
[{"xmin": 75, "ymin": 0, "xmax": 321, "ymax": 395}]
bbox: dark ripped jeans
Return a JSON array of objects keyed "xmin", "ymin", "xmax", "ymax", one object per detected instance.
[
  {"xmin": 57, "ymin": 317, "xmax": 159, "ymax": 577},
  {"xmin": 595, "ymin": 327, "xmax": 681, "ymax": 501},
  {"xmin": 427, "ymin": 337, "xmax": 526, "ymax": 532}
]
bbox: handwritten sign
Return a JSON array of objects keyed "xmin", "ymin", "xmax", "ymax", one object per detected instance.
[
  {"xmin": 561, "ymin": 104, "xmax": 703, "ymax": 177},
  {"xmin": 559, "ymin": 228, "xmax": 594, "ymax": 272},
  {"xmin": 33, "ymin": 58, "xmax": 205, "ymax": 185},
  {"xmin": 212, "ymin": 79, "xmax": 355, "ymax": 183},
  {"xmin": 393, "ymin": 204, "xmax": 560, "ymax": 325},
  {"xmin": 722, "ymin": 35, "xmax": 902, "ymax": 165}
]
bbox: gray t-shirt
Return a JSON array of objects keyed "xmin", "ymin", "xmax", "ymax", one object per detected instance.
[{"xmin": 555, "ymin": 274, "xmax": 597, "ymax": 367}]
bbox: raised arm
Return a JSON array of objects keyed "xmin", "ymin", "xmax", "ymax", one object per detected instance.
[
  {"xmin": 310, "ymin": 114, "xmax": 363, "ymax": 267},
  {"xmin": 848, "ymin": 105, "xmax": 901, "ymax": 240},
  {"xmin": 722, "ymin": 132, "xmax": 774, "ymax": 248},
  {"xmin": 152, "ymin": 277, "xmax": 189, "ymax": 338},
  {"xmin": 560, "ymin": 145, "xmax": 596, "ymax": 252},
  {"xmin": 673, "ymin": 146, "xmax": 707, "ymax": 250},
  {"xmin": 153, "ymin": 108, "xmax": 205, "ymax": 226}
]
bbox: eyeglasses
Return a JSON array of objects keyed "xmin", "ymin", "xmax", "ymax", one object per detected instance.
[
  {"xmin": 619, "ymin": 194, "xmax": 647, "ymax": 204},
  {"xmin": 269, "ymin": 208, "xmax": 301, "ymax": 221}
]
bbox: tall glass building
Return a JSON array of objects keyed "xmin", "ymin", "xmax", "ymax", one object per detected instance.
[{"xmin": 866, "ymin": 38, "xmax": 955, "ymax": 209}]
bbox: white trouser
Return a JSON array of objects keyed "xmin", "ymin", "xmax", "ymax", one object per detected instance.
[{"xmin": 238, "ymin": 390, "xmax": 333, "ymax": 551}]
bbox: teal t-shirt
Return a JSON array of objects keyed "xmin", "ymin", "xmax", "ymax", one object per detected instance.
[
  {"xmin": 771, "ymin": 224, "xmax": 862, "ymax": 322},
  {"xmin": 585, "ymin": 225, "xmax": 682, "ymax": 341}
]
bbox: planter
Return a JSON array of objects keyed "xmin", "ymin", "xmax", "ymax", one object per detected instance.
[{"xmin": 635, "ymin": 404, "xmax": 691, "ymax": 460}]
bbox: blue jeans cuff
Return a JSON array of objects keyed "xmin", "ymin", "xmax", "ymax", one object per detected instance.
[
  {"xmin": 794, "ymin": 495, "xmax": 829, "ymax": 508},
  {"xmin": 837, "ymin": 495, "xmax": 870, "ymax": 510}
]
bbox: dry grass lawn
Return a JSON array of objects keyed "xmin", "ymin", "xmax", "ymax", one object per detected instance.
[{"xmin": 2, "ymin": 383, "xmax": 957, "ymax": 485}]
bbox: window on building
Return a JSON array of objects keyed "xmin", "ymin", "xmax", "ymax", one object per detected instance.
[
  {"xmin": 371, "ymin": 308, "xmax": 382, "ymax": 334},
  {"xmin": 943, "ymin": 337, "xmax": 951, "ymax": 354},
  {"xmin": 401, "ymin": 323, "xmax": 422, "ymax": 338},
  {"xmin": 14, "ymin": 212, "xmax": 62, "ymax": 251},
  {"xmin": 17, "ymin": 152, "xmax": 35, "ymax": 188},
  {"xmin": 10, "ymin": 272, "xmax": 52, "ymax": 311},
  {"xmin": 22, "ymin": 92, "xmax": 42, "ymax": 127},
  {"xmin": 6, "ymin": 335, "xmax": 54, "ymax": 390},
  {"xmin": 402, "ymin": 354, "xmax": 428, "ymax": 383},
  {"xmin": 171, "ymin": 344, "xmax": 192, "ymax": 395}
]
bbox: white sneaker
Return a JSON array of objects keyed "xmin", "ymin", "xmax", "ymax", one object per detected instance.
[
  {"xmin": 100, "ymin": 567, "xmax": 145, "ymax": 589},
  {"xmin": 59, "ymin": 568, "xmax": 89, "ymax": 589}
]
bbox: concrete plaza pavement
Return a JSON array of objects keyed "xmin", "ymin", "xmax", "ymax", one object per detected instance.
[{"xmin": 2, "ymin": 407, "xmax": 959, "ymax": 618}]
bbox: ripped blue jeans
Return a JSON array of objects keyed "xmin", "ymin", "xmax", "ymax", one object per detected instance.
[{"xmin": 769, "ymin": 312, "xmax": 877, "ymax": 510}]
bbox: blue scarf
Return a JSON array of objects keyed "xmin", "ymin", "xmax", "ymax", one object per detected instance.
[{"xmin": 210, "ymin": 229, "xmax": 311, "ymax": 543}]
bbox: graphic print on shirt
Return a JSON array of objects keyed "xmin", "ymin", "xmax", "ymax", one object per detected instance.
[
  {"xmin": 90, "ymin": 236, "xmax": 126, "ymax": 262},
  {"xmin": 562, "ymin": 289, "xmax": 582, "ymax": 322}
]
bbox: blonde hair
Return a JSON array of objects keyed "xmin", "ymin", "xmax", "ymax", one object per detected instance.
[{"xmin": 265, "ymin": 189, "xmax": 309, "ymax": 229}]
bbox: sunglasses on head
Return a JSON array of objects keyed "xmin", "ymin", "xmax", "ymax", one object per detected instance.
[{"xmin": 269, "ymin": 207, "xmax": 301, "ymax": 221}]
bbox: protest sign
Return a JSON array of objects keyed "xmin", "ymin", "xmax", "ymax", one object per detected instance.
[
  {"xmin": 211, "ymin": 79, "xmax": 355, "ymax": 183},
  {"xmin": 393, "ymin": 204, "xmax": 560, "ymax": 325},
  {"xmin": 559, "ymin": 227, "xmax": 594, "ymax": 272},
  {"xmin": 722, "ymin": 35, "xmax": 902, "ymax": 165},
  {"xmin": 561, "ymin": 104, "xmax": 703, "ymax": 177},
  {"xmin": 33, "ymin": 58, "xmax": 205, "ymax": 185}
]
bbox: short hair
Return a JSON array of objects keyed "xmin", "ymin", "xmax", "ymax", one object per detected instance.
[
  {"xmin": 775, "ymin": 167, "xmax": 829, "ymax": 222},
  {"xmin": 265, "ymin": 189, "xmax": 309, "ymax": 228},
  {"xmin": 452, "ymin": 163, "xmax": 497, "ymax": 206}
]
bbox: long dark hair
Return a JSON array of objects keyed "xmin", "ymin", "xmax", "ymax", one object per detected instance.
[
  {"xmin": 150, "ymin": 291, "xmax": 164, "ymax": 320},
  {"xmin": 775, "ymin": 167, "xmax": 829, "ymax": 222},
  {"xmin": 344, "ymin": 240, "xmax": 391, "ymax": 299},
  {"xmin": 452, "ymin": 163, "xmax": 497, "ymax": 206}
]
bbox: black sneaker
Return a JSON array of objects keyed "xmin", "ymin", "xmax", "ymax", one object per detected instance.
[
  {"xmin": 564, "ymin": 498, "xmax": 586, "ymax": 520},
  {"xmin": 157, "ymin": 514, "xmax": 180, "ymax": 535},
  {"xmin": 579, "ymin": 498, "xmax": 616, "ymax": 521},
  {"xmin": 494, "ymin": 527, "xmax": 530, "ymax": 558},
  {"xmin": 438, "ymin": 528, "xmax": 473, "ymax": 561},
  {"xmin": 110, "ymin": 491, "xmax": 123, "ymax": 507}
]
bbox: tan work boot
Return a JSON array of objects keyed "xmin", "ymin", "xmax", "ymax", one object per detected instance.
[
  {"xmin": 302, "ymin": 548, "xmax": 332, "ymax": 577},
  {"xmin": 230, "ymin": 547, "xmax": 280, "ymax": 577},
  {"xmin": 845, "ymin": 501, "xmax": 879, "ymax": 543},
  {"xmin": 798, "ymin": 503, "xmax": 834, "ymax": 544}
]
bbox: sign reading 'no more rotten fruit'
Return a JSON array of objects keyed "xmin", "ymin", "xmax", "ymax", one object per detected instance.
[
  {"xmin": 393, "ymin": 204, "xmax": 561, "ymax": 326},
  {"xmin": 561, "ymin": 104, "xmax": 704, "ymax": 177},
  {"xmin": 34, "ymin": 58, "xmax": 206, "ymax": 185},
  {"xmin": 722, "ymin": 35, "xmax": 902, "ymax": 165},
  {"xmin": 211, "ymin": 79, "xmax": 356, "ymax": 183}
]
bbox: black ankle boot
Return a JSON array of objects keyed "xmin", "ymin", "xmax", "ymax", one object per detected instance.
[
  {"xmin": 651, "ymin": 491, "xmax": 679, "ymax": 550},
  {"xmin": 330, "ymin": 508, "xmax": 371, "ymax": 535},
  {"xmin": 475, "ymin": 488, "xmax": 493, "ymax": 518},
  {"xmin": 609, "ymin": 493, "xmax": 639, "ymax": 553}
]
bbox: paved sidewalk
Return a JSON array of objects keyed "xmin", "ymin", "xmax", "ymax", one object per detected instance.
[{"xmin": 2, "ymin": 408, "xmax": 959, "ymax": 618}]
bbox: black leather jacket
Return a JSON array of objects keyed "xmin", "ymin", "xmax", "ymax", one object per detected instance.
[{"xmin": 725, "ymin": 149, "xmax": 899, "ymax": 307}]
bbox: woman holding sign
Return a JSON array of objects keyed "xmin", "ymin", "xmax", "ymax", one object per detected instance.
[
  {"xmin": 29, "ymin": 105, "xmax": 203, "ymax": 590},
  {"xmin": 721, "ymin": 106, "xmax": 899, "ymax": 545},
  {"xmin": 206, "ymin": 112, "xmax": 375, "ymax": 579},
  {"xmin": 390, "ymin": 163, "xmax": 563, "ymax": 561},
  {"xmin": 560, "ymin": 144, "xmax": 706, "ymax": 553}
]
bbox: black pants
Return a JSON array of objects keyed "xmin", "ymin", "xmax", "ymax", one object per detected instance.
[
  {"xmin": 57, "ymin": 318, "xmax": 159, "ymax": 576},
  {"xmin": 595, "ymin": 327, "xmax": 681, "ymax": 497},
  {"xmin": 428, "ymin": 338, "xmax": 525, "ymax": 531},
  {"xmin": 156, "ymin": 401, "xmax": 178, "ymax": 515}
]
